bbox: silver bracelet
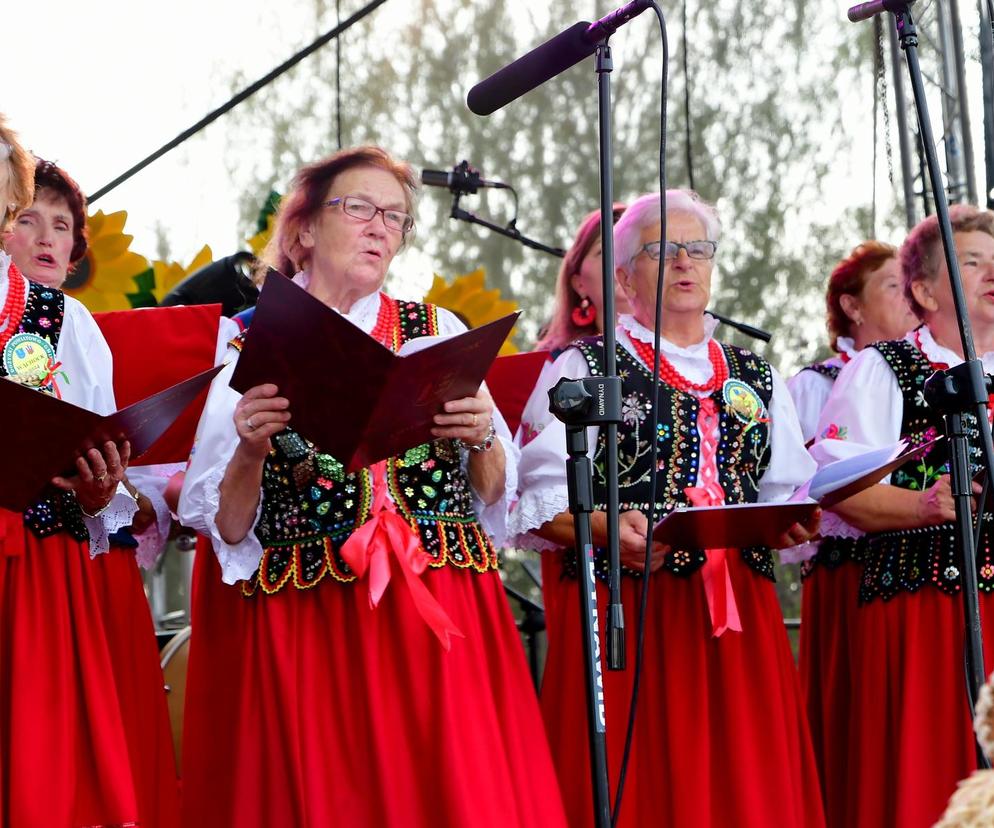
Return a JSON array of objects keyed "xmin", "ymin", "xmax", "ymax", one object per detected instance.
[{"xmin": 465, "ymin": 420, "xmax": 497, "ymax": 453}]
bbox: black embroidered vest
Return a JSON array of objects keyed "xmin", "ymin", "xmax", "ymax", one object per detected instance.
[
  {"xmin": 1, "ymin": 281, "xmax": 87, "ymax": 540},
  {"xmin": 801, "ymin": 361, "xmax": 842, "ymax": 382},
  {"xmin": 859, "ymin": 339, "xmax": 994, "ymax": 602},
  {"xmin": 237, "ymin": 298, "xmax": 499, "ymax": 596},
  {"xmin": 568, "ymin": 337, "xmax": 776, "ymax": 583}
]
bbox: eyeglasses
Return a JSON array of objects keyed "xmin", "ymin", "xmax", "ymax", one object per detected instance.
[
  {"xmin": 637, "ymin": 240, "xmax": 718, "ymax": 261},
  {"xmin": 323, "ymin": 195, "xmax": 414, "ymax": 235}
]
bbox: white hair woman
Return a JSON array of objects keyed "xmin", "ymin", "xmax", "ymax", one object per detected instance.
[{"xmin": 512, "ymin": 189, "xmax": 824, "ymax": 827}]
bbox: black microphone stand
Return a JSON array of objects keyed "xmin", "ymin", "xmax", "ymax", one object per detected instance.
[
  {"xmin": 888, "ymin": 3, "xmax": 994, "ymax": 768},
  {"xmin": 448, "ymin": 192, "xmax": 566, "ymax": 257}
]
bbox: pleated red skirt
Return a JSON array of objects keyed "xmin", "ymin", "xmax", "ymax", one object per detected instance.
[
  {"xmin": 799, "ymin": 562, "xmax": 863, "ymax": 828},
  {"xmin": 843, "ymin": 588, "xmax": 994, "ymax": 828},
  {"xmin": 540, "ymin": 549, "xmax": 826, "ymax": 828},
  {"xmin": 181, "ymin": 539, "xmax": 567, "ymax": 827},
  {"xmin": 0, "ymin": 529, "xmax": 140, "ymax": 828},
  {"xmin": 89, "ymin": 547, "xmax": 180, "ymax": 828}
]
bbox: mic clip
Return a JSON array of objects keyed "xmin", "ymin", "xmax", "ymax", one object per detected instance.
[{"xmin": 446, "ymin": 160, "xmax": 487, "ymax": 195}]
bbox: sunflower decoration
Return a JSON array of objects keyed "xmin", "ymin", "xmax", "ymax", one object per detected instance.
[
  {"xmin": 63, "ymin": 210, "xmax": 151, "ymax": 313},
  {"xmin": 146, "ymin": 245, "xmax": 215, "ymax": 306},
  {"xmin": 422, "ymin": 268, "xmax": 519, "ymax": 355},
  {"xmin": 246, "ymin": 191, "xmax": 282, "ymax": 257}
]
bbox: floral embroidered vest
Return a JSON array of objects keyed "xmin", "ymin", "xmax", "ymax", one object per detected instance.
[
  {"xmin": 1, "ymin": 281, "xmax": 87, "ymax": 540},
  {"xmin": 570, "ymin": 337, "xmax": 775, "ymax": 583},
  {"xmin": 801, "ymin": 361, "xmax": 842, "ymax": 382},
  {"xmin": 234, "ymin": 298, "xmax": 498, "ymax": 596},
  {"xmin": 860, "ymin": 339, "xmax": 994, "ymax": 602}
]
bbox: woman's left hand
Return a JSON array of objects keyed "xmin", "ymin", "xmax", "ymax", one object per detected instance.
[
  {"xmin": 431, "ymin": 387, "xmax": 496, "ymax": 447},
  {"xmin": 52, "ymin": 439, "xmax": 131, "ymax": 515}
]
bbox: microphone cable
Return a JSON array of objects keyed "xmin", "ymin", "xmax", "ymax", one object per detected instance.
[{"xmin": 611, "ymin": 3, "xmax": 669, "ymax": 824}]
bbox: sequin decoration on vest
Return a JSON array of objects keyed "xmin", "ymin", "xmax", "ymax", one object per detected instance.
[
  {"xmin": 859, "ymin": 339, "xmax": 994, "ymax": 602},
  {"xmin": 0, "ymin": 281, "xmax": 87, "ymax": 540},
  {"xmin": 241, "ymin": 297, "xmax": 498, "ymax": 596},
  {"xmin": 566, "ymin": 337, "xmax": 775, "ymax": 584}
]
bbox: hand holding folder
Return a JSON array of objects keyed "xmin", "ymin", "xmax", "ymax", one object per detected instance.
[
  {"xmin": 229, "ymin": 274, "xmax": 519, "ymax": 472},
  {"xmin": 0, "ymin": 365, "xmax": 223, "ymax": 512},
  {"xmin": 652, "ymin": 437, "xmax": 940, "ymax": 549}
]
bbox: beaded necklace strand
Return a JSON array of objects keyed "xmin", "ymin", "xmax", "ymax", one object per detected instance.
[
  {"xmin": 0, "ymin": 264, "xmax": 27, "ymax": 353},
  {"xmin": 630, "ymin": 336, "xmax": 728, "ymax": 393}
]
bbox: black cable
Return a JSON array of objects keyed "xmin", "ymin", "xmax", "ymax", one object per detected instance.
[
  {"xmin": 681, "ymin": 0, "xmax": 694, "ymax": 191},
  {"xmin": 336, "ymin": 0, "xmax": 343, "ymax": 149},
  {"xmin": 611, "ymin": 4, "xmax": 667, "ymax": 824},
  {"xmin": 87, "ymin": 0, "xmax": 390, "ymax": 203}
]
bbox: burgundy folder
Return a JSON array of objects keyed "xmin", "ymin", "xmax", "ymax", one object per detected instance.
[
  {"xmin": 653, "ymin": 502, "xmax": 820, "ymax": 549},
  {"xmin": 0, "ymin": 365, "xmax": 223, "ymax": 512},
  {"xmin": 229, "ymin": 274, "xmax": 518, "ymax": 472}
]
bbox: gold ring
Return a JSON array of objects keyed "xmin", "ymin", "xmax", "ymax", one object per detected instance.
[
  {"xmin": 247, "ymin": 417, "xmax": 256, "ymax": 430},
  {"xmin": 95, "ymin": 474, "xmax": 107, "ymax": 482},
  {"xmin": 472, "ymin": 413, "xmax": 478, "ymax": 427}
]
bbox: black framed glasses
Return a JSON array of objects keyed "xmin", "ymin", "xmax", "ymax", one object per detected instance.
[
  {"xmin": 638, "ymin": 239, "xmax": 718, "ymax": 261},
  {"xmin": 324, "ymin": 196, "xmax": 414, "ymax": 234}
]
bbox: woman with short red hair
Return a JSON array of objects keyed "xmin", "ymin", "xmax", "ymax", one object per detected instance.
[
  {"xmin": 179, "ymin": 146, "xmax": 566, "ymax": 827},
  {"xmin": 787, "ymin": 240, "xmax": 918, "ymax": 827}
]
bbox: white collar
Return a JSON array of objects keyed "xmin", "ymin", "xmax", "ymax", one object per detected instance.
[
  {"xmin": 836, "ymin": 336, "xmax": 857, "ymax": 360},
  {"xmin": 0, "ymin": 251, "xmax": 9, "ymax": 284},
  {"xmin": 293, "ymin": 271, "xmax": 382, "ymax": 334},
  {"xmin": 911, "ymin": 324, "xmax": 994, "ymax": 370},
  {"xmin": 619, "ymin": 312, "xmax": 720, "ymax": 357}
]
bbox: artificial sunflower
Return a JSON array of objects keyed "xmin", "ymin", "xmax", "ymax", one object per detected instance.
[
  {"xmin": 150, "ymin": 245, "xmax": 214, "ymax": 304},
  {"xmin": 63, "ymin": 210, "xmax": 150, "ymax": 313},
  {"xmin": 246, "ymin": 191, "xmax": 282, "ymax": 257},
  {"xmin": 422, "ymin": 268, "xmax": 519, "ymax": 355}
]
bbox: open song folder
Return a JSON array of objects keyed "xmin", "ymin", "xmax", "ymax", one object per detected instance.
[
  {"xmin": 229, "ymin": 274, "xmax": 519, "ymax": 472},
  {"xmin": 0, "ymin": 365, "xmax": 222, "ymax": 512},
  {"xmin": 652, "ymin": 437, "xmax": 940, "ymax": 549}
]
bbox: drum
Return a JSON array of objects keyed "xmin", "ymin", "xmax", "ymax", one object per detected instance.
[{"xmin": 159, "ymin": 625, "xmax": 191, "ymax": 774}]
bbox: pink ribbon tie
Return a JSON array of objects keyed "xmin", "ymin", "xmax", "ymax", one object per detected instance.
[{"xmin": 340, "ymin": 461, "xmax": 464, "ymax": 650}]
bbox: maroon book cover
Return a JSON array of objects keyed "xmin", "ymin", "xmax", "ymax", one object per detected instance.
[
  {"xmin": 0, "ymin": 365, "xmax": 222, "ymax": 512},
  {"xmin": 229, "ymin": 274, "xmax": 518, "ymax": 472},
  {"xmin": 652, "ymin": 502, "xmax": 820, "ymax": 550}
]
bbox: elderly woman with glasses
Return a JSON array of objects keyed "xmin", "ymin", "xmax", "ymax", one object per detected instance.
[
  {"xmin": 512, "ymin": 190, "xmax": 825, "ymax": 828},
  {"xmin": 178, "ymin": 146, "xmax": 567, "ymax": 827}
]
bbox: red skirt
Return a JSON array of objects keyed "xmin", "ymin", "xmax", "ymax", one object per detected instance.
[
  {"xmin": 89, "ymin": 547, "xmax": 180, "ymax": 828},
  {"xmin": 181, "ymin": 539, "xmax": 567, "ymax": 827},
  {"xmin": 844, "ymin": 589, "xmax": 994, "ymax": 828},
  {"xmin": 799, "ymin": 562, "xmax": 863, "ymax": 828},
  {"xmin": 540, "ymin": 549, "xmax": 825, "ymax": 828},
  {"xmin": 0, "ymin": 529, "xmax": 140, "ymax": 828}
]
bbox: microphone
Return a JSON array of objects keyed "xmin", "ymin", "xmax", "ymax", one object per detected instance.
[
  {"xmin": 420, "ymin": 161, "xmax": 509, "ymax": 195},
  {"xmin": 847, "ymin": 0, "xmax": 914, "ymax": 22},
  {"xmin": 467, "ymin": 0, "xmax": 654, "ymax": 116}
]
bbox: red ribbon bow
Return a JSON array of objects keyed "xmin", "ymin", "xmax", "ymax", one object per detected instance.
[
  {"xmin": 39, "ymin": 358, "xmax": 67, "ymax": 399},
  {"xmin": 340, "ymin": 461, "xmax": 464, "ymax": 650}
]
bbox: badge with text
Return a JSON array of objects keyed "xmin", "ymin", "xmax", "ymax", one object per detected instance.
[
  {"xmin": 3, "ymin": 333, "xmax": 56, "ymax": 383},
  {"xmin": 722, "ymin": 378, "xmax": 769, "ymax": 429}
]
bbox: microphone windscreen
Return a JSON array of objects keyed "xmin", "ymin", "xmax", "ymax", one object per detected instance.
[{"xmin": 467, "ymin": 22, "xmax": 595, "ymax": 116}]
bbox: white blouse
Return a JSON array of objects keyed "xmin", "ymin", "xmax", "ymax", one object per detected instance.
[
  {"xmin": 786, "ymin": 337, "xmax": 857, "ymax": 444},
  {"xmin": 0, "ymin": 252, "xmax": 137, "ymax": 553},
  {"xmin": 511, "ymin": 313, "xmax": 815, "ymax": 549},
  {"xmin": 179, "ymin": 277, "xmax": 518, "ymax": 584},
  {"xmin": 810, "ymin": 325, "xmax": 994, "ymax": 538}
]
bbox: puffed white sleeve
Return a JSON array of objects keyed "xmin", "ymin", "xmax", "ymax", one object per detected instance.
[
  {"xmin": 509, "ymin": 347, "xmax": 599, "ymax": 549},
  {"xmin": 808, "ymin": 348, "xmax": 904, "ymax": 538},
  {"xmin": 757, "ymin": 366, "xmax": 818, "ymax": 503},
  {"xmin": 434, "ymin": 307, "xmax": 518, "ymax": 545},
  {"xmin": 178, "ymin": 352, "xmax": 264, "ymax": 584},
  {"xmin": 56, "ymin": 297, "xmax": 138, "ymax": 554},
  {"xmin": 786, "ymin": 368, "xmax": 834, "ymax": 445}
]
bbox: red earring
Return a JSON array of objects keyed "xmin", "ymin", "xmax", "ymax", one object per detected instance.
[{"xmin": 572, "ymin": 297, "xmax": 596, "ymax": 326}]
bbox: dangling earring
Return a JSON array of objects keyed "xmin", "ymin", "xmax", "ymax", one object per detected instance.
[{"xmin": 572, "ymin": 297, "xmax": 596, "ymax": 326}]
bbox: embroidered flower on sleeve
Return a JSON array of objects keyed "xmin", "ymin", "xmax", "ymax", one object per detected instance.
[{"xmin": 821, "ymin": 423, "xmax": 849, "ymax": 440}]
